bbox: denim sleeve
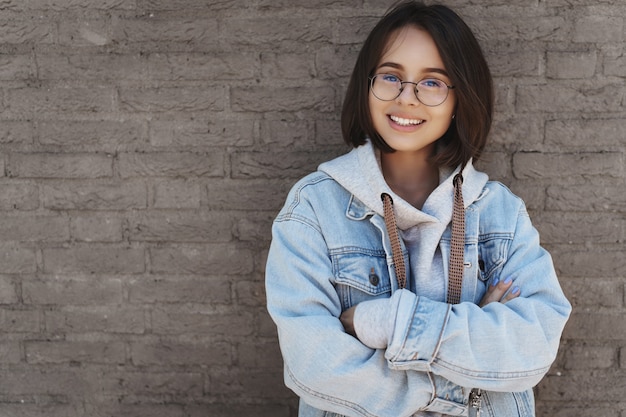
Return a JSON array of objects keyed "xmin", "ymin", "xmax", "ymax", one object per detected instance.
[
  {"xmin": 265, "ymin": 207, "xmax": 440, "ymax": 416},
  {"xmin": 384, "ymin": 203, "xmax": 572, "ymax": 392}
]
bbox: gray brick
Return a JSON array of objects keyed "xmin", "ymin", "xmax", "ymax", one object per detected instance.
[
  {"xmin": 152, "ymin": 179, "xmax": 202, "ymax": 209},
  {"xmin": 45, "ymin": 306, "xmax": 145, "ymax": 334},
  {"xmin": 222, "ymin": 17, "xmax": 332, "ymax": 47},
  {"xmin": 118, "ymin": 151, "xmax": 224, "ymax": 178},
  {"xmin": 57, "ymin": 19, "xmax": 110, "ymax": 47},
  {"xmin": 560, "ymin": 278, "xmax": 624, "ymax": 309},
  {"xmin": 0, "ymin": 369, "xmax": 90, "ymax": 396},
  {"xmin": 532, "ymin": 212, "xmax": 623, "ymax": 244},
  {"xmin": 0, "ymin": 341, "xmax": 22, "ymax": 364},
  {"xmin": 149, "ymin": 244, "xmax": 254, "ymax": 276},
  {"xmin": 37, "ymin": 120, "xmax": 146, "ymax": 150},
  {"xmin": 573, "ymin": 15, "xmax": 623, "ymax": 43},
  {"xmin": 111, "ymin": 16, "xmax": 219, "ymax": 45},
  {"xmin": 147, "ymin": 52, "xmax": 260, "ymax": 81},
  {"xmin": 119, "ymin": 86, "xmax": 226, "ymax": 113},
  {"xmin": 25, "ymin": 340, "xmax": 127, "ymax": 364},
  {"xmin": 186, "ymin": 404, "xmax": 292, "ymax": 417},
  {"xmin": 42, "ymin": 181, "xmax": 147, "ymax": 210},
  {"xmin": 0, "ymin": 55, "xmax": 34, "ymax": 80},
  {"xmin": 6, "ymin": 87, "xmax": 115, "ymax": 114},
  {"xmin": 604, "ymin": 45, "xmax": 626, "ymax": 77},
  {"xmin": 261, "ymin": 52, "xmax": 315, "ymax": 80},
  {"xmin": 149, "ymin": 116, "xmax": 256, "ymax": 148},
  {"xmin": 42, "ymin": 247, "xmax": 145, "ymax": 274},
  {"xmin": 472, "ymin": 16, "xmax": 569, "ymax": 42},
  {"xmin": 233, "ymin": 211, "xmax": 275, "ymax": 242},
  {"xmin": 546, "ymin": 184, "xmax": 626, "ymax": 212},
  {"xmin": 0, "ymin": 121, "xmax": 34, "ymax": 145},
  {"xmin": 231, "ymin": 85, "xmax": 335, "ymax": 112},
  {"xmin": 335, "ymin": 17, "xmax": 379, "ymax": 45},
  {"xmin": 0, "ymin": 215, "xmax": 68, "ymax": 242},
  {"xmin": 0, "ymin": 18, "xmax": 55, "ymax": 44},
  {"xmin": 487, "ymin": 50, "xmax": 540, "ymax": 77},
  {"xmin": 7, "ymin": 153, "xmax": 113, "ymax": 179},
  {"xmin": 516, "ymin": 83, "xmax": 623, "ymax": 113},
  {"xmin": 546, "ymin": 51, "xmax": 597, "ymax": 79},
  {"xmin": 513, "ymin": 152, "xmax": 623, "ymax": 180},
  {"xmin": 10, "ymin": 0, "xmax": 135, "ymax": 10},
  {"xmin": 235, "ymin": 280, "xmax": 266, "ymax": 307},
  {"xmin": 545, "ymin": 118, "xmax": 625, "ymax": 149},
  {"xmin": 0, "ymin": 276, "xmax": 19, "ymax": 304},
  {"xmin": 0, "ymin": 244, "xmax": 37, "ymax": 274},
  {"xmin": 1, "ymin": 308, "xmax": 40, "ymax": 332},
  {"xmin": 0, "ymin": 183, "xmax": 39, "ymax": 211},
  {"xmin": 315, "ymin": 45, "xmax": 360, "ymax": 79},
  {"xmin": 138, "ymin": 0, "xmax": 252, "ymax": 10},
  {"xmin": 127, "ymin": 276, "xmax": 231, "ymax": 304},
  {"xmin": 37, "ymin": 54, "xmax": 145, "ymax": 80},
  {"xmin": 539, "ymin": 370, "xmax": 626, "ymax": 402},
  {"xmin": 130, "ymin": 339, "xmax": 231, "ymax": 366},
  {"xmin": 551, "ymin": 247, "xmax": 626, "ymax": 278},
  {"xmin": 231, "ymin": 149, "xmax": 342, "ymax": 179},
  {"xmin": 150, "ymin": 306, "xmax": 255, "ymax": 336},
  {"xmin": 98, "ymin": 370, "xmax": 203, "ymax": 396},
  {"xmin": 563, "ymin": 344, "xmax": 615, "ymax": 370},
  {"xmin": 205, "ymin": 179, "xmax": 293, "ymax": 211},
  {"xmin": 128, "ymin": 211, "xmax": 233, "ymax": 242},
  {"xmin": 0, "ymin": 405, "xmax": 82, "ymax": 417},
  {"xmin": 70, "ymin": 215, "xmax": 124, "ymax": 242},
  {"xmin": 261, "ymin": 119, "xmax": 311, "ymax": 148},
  {"xmin": 23, "ymin": 278, "xmax": 124, "ymax": 305}
]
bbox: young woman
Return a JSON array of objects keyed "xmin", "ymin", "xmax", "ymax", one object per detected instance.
[{"xmin": 265, "ymin": 2, "xmax": 571, "ymax": 416}]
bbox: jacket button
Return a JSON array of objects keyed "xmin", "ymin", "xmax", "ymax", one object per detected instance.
[{"xmin": 369, "ymin": 268, "xmax": 380, "ymax": 286}]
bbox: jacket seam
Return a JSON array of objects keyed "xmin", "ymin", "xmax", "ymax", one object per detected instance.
[{"xmin": 431, "ymin": 358, "xmax": 550, "ymax": 380}]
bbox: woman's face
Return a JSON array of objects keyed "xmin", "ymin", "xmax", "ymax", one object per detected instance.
[{"xmin": 369, "ymin": 26, "xmax": 456, "ymax": 156}]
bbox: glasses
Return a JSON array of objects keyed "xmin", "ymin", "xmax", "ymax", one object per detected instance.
[{"xmin": 369, "ymin": 73, "xmax": 454, "ymax": 107}]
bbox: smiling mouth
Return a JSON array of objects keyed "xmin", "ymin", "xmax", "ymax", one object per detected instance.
[{"xmin": 389, "ymin": 115, "xmax": 425, "ymax": 126}]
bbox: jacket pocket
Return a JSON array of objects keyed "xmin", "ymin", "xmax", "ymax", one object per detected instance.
[
  {"xmin": 477, "ymin": 233, "xmax": 511, "ymax": 282},
  {"xmin": 331, "ymin": 249, "xmax": 392, "ymax": 310}
]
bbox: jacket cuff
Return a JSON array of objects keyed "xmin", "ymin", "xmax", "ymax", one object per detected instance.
[{"xmin": 385, "ymin": 290, "xmax": 451, "ymax": 371}]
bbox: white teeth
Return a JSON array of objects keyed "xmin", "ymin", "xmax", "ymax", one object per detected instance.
[{"xmin": 390, "ymin": 115, "xmax": 424, "ymax": 126}]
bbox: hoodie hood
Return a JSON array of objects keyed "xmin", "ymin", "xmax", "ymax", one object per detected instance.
[{"xmin": 318, "ymin": 140, "xmax": 489, "ymax": 230}]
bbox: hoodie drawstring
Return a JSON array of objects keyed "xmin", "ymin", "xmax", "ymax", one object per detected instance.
[
  {"xmin": 447, "ymin": 173, "xmax": 465, "ymax": 304},
  {"xmin": 381, "ymin": 172, "xmax": 465, "ymax": 303},
  {"xmin": 382, "ymin": 193, "xmax": 407, "ymax": 289}
]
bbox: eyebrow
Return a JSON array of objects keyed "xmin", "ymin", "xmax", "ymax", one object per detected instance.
[{"xmin": 377, "ymin": 62, "xmax": 450, "ymax": 77}]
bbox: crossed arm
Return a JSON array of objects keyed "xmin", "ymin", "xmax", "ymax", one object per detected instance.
[{"xmin": 340, "ymin": 277, "xmax": 520, "ymax": 339}]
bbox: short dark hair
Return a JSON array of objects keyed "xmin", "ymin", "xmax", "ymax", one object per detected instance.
[{"xmin": 341, "ymin": 1, "xmax": 493, "ymax": 168}]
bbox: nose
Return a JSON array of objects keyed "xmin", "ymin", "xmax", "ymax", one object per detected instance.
[{"xmin": 395, "ymin": 82, "xmax": 421, "ymax": 106}]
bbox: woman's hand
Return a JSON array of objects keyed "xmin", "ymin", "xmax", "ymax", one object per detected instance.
[
  {"xmin": 340, "ymin": 305, "xmax": 357, "ymax": 337},
  {"xmin": 479, "ymin": 277, "xmax": 520, "ymax": 307}
]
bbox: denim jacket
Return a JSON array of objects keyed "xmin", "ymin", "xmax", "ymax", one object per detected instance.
[{"xmin": 265, "ymin": 143, "xmax": 571, "ymax": 417}]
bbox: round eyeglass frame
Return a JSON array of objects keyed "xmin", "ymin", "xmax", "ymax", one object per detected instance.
[{"xmin": 369, "ymin": 74, "xmax": 455, "ymax": 107}]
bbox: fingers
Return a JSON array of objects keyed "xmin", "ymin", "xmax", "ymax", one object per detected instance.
[{"xmin": 479, "ymin": 277, "xmax": 520, "ymax": 307}]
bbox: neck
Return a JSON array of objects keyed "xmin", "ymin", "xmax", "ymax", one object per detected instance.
[{"xmin": 380, "ymin": 149, "xmax": 439, "ymax": 209}]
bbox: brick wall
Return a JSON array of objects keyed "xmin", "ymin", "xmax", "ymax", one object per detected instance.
[{"xmin": 0, "ymin": 1, "xmax": 622, "ymax": 416}]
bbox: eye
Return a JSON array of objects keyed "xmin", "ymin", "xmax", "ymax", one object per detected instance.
[
  {"xmin": 380, "ymin": 73, "xmax": 400, "ymax": 83},
  {"xmin": 419, "ymin": 78, "xmax": 446, "ymax": 89}
]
